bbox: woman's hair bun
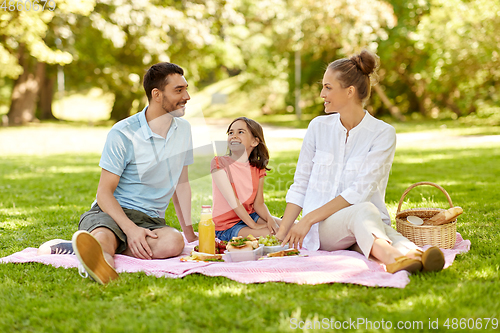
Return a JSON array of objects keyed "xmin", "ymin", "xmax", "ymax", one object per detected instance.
[{"xmin": 349, "ymin": 50, "xmax": 378, "ymax": 76}]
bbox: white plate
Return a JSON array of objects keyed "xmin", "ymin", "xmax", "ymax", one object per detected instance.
[
  {"xmin": 263, "ymin": 244, "xmax": 289, "ymax": 255},
  {"xmin": 224, "ymin": 244, "xmax": 264, "ymax": 262},
  {"xmin": 407, "ymin": 216, "xmax": 424, "ymax": 226}
]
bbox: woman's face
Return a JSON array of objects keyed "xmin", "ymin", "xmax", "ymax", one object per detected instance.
[
  {"xmin": 320, "ymin": 69, "xmax": 352, "ymax": 114},
  {"xmin": 227, "ymin": 120, "xmax": 258, "ymax": 155}
]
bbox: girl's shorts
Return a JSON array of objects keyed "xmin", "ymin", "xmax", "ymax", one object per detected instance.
[{"xmin": 215, "ymin": 212, "xmax": 260, "ymax": 242}]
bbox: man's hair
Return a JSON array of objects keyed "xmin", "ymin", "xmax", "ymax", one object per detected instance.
[{"xmin": 143, "ymin": 62, "xmax": 184, "ymax": 101}]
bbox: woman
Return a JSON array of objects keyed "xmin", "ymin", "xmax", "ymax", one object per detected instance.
[{"xmin": 276, "ymin": 50, "xmax": 444, "ymax": 274}]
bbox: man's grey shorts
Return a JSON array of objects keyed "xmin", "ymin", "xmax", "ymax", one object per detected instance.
[{"xmin": 79, "ymin": 204, "xmax": 171, "ymax": 254}]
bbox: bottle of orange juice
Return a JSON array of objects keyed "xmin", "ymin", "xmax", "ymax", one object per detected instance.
[{"xmin": 198, "ymin": 205, "xmax": 215, "ymax": 254}]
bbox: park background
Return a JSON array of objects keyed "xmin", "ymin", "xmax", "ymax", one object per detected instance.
[{"xmin": 1, "ymin": 0, "xmax": 500, "ymax": 332}]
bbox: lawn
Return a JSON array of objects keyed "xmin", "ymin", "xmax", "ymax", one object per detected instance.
[{"xmin": 0, "ymin": 121, "xmax": 499, "ymax": 333}]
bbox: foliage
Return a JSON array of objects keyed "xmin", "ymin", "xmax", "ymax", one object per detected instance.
[
  {"xmin": 0, "ymin": 0, "xmax": 96, "ymax": 79},
  {"xmin": 376, "ymin": 0, "xmax": 500, "ymax": 119},
  {"xmin": 1, "ymin": 124, "xmax": 499, "ymax": 332},
  {"xmin": 220, "ymin": 0, "xmax": 396, "ymax": 115},
  {"xmin": 1, "ymin": 0, "xmax": 499, "ymax": 123},
  {"xmin": 412, "ymin": 0, "xmax": 500, "ymax": 116},
  {"xmin": 62, "ymin": 0, "xmax": 246, "ymax": 120}
]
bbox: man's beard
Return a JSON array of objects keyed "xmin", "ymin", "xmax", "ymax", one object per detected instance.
[{"xmin": 162, "ymin": 96, "xmax": 185, "ymax": 117}]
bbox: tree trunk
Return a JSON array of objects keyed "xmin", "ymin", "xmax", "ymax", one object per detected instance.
[
  {"xmin": 444, "ymin": 95, "xmax": 462, "ymax": 117},
  {"xmin": 38, "ymin": 72, "xmax": 57, "ymax": 120},
  {"xmin": 401, "ymin": 73, "xmax": 436, "ymax": 117},
  {"xmin": 7, "ymin": 45, "xmax": 44, "ymax": 126},
  {"xmin": 109, "ymin": 92, "xmax": 134, "ymax": 121},
  {"xmin": 372, "ymin": 84, "xmax": 405, "ymax": 121}
]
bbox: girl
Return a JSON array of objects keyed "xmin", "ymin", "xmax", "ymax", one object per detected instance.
[
  {"xmin": 277, "ymin": 50, "xmax": 445, "ymax": 274},
  {"xmin": 211, "ymin": 117, "xmax": 281, "ymax": 242}
]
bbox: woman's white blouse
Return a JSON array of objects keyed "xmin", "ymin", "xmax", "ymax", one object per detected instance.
[{"xmin": 285, "ymin": 112, "xmax": 397, "ymax": 251}]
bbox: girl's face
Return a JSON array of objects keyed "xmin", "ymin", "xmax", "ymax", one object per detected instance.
[
  {"xmin": 227, "ymin": 120, "xmax": 259, "ymax": 155},
  {"xmin": 320, "ymin": 69, "xmax": 353, "ymax": 114}
]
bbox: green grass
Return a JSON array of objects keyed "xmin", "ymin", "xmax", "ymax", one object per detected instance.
[{"xmin": 1, "ymin": 124, "xmax": 500, "ymax": 333}]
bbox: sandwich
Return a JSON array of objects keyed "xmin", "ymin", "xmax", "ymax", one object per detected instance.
[
  {"xmin": 180, "ymin": 251, "xmax": 224, "ymax": 262},
  {"xmin": 267, "ymin": 248, "xmax": 300, "ymax": 257},
  {"xmin": 226, "ymin": 235, "xmax": 259, "ymax": 252}
]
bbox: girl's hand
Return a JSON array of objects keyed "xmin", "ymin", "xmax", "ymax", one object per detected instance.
[
  {"xmin": 282, "ymin": 220, "xmax": 311, "ymax": 249},
  {"xmin": 251, "ymin": 223, "xmax": 268, "ymax": 230},
  {"xmin": 266, "ymin": 217, "xmax": 279, "ymax": 235}
]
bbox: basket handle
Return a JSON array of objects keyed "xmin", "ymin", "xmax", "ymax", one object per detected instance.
[{"xmin": 396, "ymin": 181, "xmax": 454, "ymax": 214}]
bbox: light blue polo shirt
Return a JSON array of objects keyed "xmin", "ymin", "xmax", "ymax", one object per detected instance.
[{"xmin": 92, "ymin": 106, "xmax": 194, "ymax": 218}]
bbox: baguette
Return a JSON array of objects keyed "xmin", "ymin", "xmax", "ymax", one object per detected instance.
[{"xmin": 428, "ymin": 207, "xmax": 463, "ymax": 225}]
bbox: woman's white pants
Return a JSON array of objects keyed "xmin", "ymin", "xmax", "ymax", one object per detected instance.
[{"xmin": 318, "ymin": 202, "xmax": 418, "ymax": 258}]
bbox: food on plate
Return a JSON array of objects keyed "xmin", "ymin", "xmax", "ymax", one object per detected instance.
[
  {"xmin": 226, "ymin": 235, "xmax": 259, "ymax": 252},
  {"xmin": 258, "ymin": 235, "xmax": 280, "ymax": 246},
  {"xmin": 267, "ymin": 248, "xmax": 300, "ymax": 257},
  {"xmin": 216, "ymin": 240, "xmax": 227, "ymax": 253},
  {"xmin": 427, "ymin": 206, "xmax": 463, "ymax": 225},
  {"xmin": 180, "ymin": 251, "xmax": 224, "ymax": 262},
  {"xmin": 194, "ymin": 240, "xmax": 227, "ymax": 254}
]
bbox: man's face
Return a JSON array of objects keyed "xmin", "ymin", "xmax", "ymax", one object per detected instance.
[{"xmin": 159, "ymin": 74, "xmax": 190, "ymax": 117}]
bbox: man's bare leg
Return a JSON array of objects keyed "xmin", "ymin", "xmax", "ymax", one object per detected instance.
[
  {"xmin": 90, "ymin": 227, "xmax": 119, "ymax": 267},
  {"xmin": 122, "ymin": 227, "xmax": 185, "ymax": 259}
]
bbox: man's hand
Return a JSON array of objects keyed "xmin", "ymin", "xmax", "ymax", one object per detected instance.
[
  {"xmin": 124, "ymin": 226, "xmax": 158, "ymax": 259},
  {"xmin": 282, "ymin": 219, "xmax": 312, "ymax": 249}
]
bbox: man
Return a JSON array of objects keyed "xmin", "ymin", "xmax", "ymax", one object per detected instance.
[{"xmin": 40, "ymin": 62, "xmax": 198, "ymax": 284}]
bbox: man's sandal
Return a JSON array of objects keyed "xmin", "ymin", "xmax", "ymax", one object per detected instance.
[
  {"xmin": 72, "ymin": 230, "xmax": 119, "ymax": 285},
  {"xmin": 386, "ymin": 256, "xmax": 423, "ymax": 274}
]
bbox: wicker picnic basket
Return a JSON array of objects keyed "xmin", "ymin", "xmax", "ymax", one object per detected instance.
[{"xmin": 395, "ymin": 182, "xmax": 457, "ymax": 249}]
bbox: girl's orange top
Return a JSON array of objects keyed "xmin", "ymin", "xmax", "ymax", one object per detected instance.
[{"xmin": 211, "ymin": 156, "xmax": 267, "ymax": 231}]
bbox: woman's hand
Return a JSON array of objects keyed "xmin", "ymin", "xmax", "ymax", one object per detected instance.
[
  {"xmin": 276, "ymin": 229, "xmax": 287, "ymax": 242},
  {"xmin": 282, "ymin": 219, "xmax": 312, "ymax": 249}
]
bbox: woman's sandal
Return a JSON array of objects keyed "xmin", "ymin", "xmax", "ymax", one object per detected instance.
[
  {"xmin": 415, "ymin": 247, "xmax": 445, "ymax": 272},
  {"xmin": 386, "ymin": 256, "xmax": 423, "ymax": 274}
]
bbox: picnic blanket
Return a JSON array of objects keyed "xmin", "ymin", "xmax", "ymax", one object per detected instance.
[{"xmin": 0, "ymin": 233, "xmax": 470, "ymax": 288}]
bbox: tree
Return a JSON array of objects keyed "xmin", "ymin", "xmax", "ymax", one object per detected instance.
[
  {"xmin": 62, "ymin": 0, "xmax": 245, "ymax": 121},
  {"xmin": 378, "ymin": 0, "xmax": 500, "ymax": 119},
  {"xmin": 413, "ymin": 0, "xmax": 500, "ymax": 117},
  {"xmin": 220, "ymin": 0, "xmax": 397, "ymax": 116},
  {"xmin": 1, "ymin": 0, "xmax": 96, "ymax": 125}
]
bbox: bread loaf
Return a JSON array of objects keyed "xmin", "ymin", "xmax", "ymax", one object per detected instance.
[{"xmin": 428, "ymin": 207, "xmax": 463, "ymax": 225}]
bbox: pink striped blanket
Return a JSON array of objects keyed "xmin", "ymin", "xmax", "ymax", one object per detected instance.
[{"xmin": 0, "ymin": 233, "xmax": 470, "ymax": 288}]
